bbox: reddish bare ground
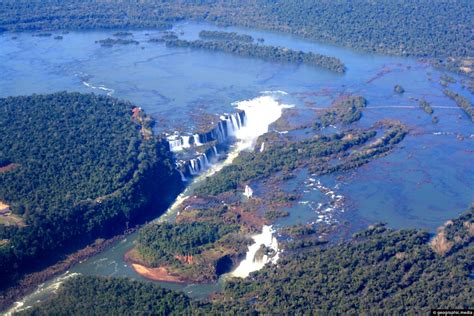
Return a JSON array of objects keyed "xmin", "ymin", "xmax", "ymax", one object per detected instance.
[
  {"xmin": 125, "ymin": 249, "xmax": 186, "ymax": 283},
  {"xmin": 131, "ymin": 264, "xmax": 185, "ymax": 283},
  {"xmin": 0, "ymin": 163, "xmax": 19, "ymax": 173}
]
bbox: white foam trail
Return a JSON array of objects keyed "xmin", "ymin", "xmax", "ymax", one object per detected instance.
[
  {"xmin": 230, "ymin": 225, "xmax": 279, "ymax": 278},
  {"xmin": 260, "ymin": 90, "xmax": 288, "ymax": 95},
  {"xmin": 5, "ymin": 272, "xmax": 81, "ymax": 316},
  {"xmin": 82, "ymin": 81, "xmax": 115, "ymax": 96}
]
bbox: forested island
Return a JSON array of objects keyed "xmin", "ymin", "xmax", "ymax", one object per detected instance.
[
  {"xmin": 164, "ymin": 39, "xmax": 346, "ymax": 73},
  {"xmin": 95, "ymin": 38, "xmax": 139, "ymax": 47},
  {"xmin": 0, "ymin": 92, "xmax": 182, "ymax": 307},
  {"xmin": 0, "ymin": 0, "xmax": 471, "ymax": 61},
  {"xmin": 199, "ymin": 30, "xmax": 254, "ymax": 43},
  {"xmin": 443, "ymin": 89, "xmax": 474, "ymax": 122},
  {"xmin": 18, "ymin": 208, "xmax": 473, "ymax": 314}
]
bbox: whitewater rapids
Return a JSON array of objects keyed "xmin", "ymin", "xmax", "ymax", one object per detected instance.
[{"xmin": 230, "ymin": 225, "xmax": 279, "ymax": 278}]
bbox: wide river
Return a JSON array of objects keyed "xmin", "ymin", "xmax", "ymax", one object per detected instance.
[{"xmin": 1, "ymin": 21, "xmax": 473, "ymax": 312}]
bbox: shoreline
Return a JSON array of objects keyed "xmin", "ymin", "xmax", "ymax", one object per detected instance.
[
  {"xmin": 124, "ymin": 249, "xmax": 188, "ymax": 284},
  {"xmin": 0, "ymin": 228, "xmax": 137, "ymax": 313}
]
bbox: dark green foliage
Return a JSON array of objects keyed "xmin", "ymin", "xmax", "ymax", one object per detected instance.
[
  {"xmin": 394, "ymin": 84, "xmax": 405, "ymax": 94},
  {"xmin": 165, "ymin": 39, "xmax": 346, "ymax": 73},
  {"xmin": 22, "ymin": 210, "xmax": 473, "ymax": 315},
  {"xmin": 199, "ymin": 30, "xmax": 254, "ymax": 43},
  {"xmin": 0, "ymin": 1, "xmax": 471, "ymax": 58},
  {"xmin": 113, "ymin": 31, "xmax": 133, "ymax": 37},
  {"xmin": 419, "ymin": 99, "xmax": 434, "ymax": 115},
  {"xmin": 319, "ymin": 96, "xmax": 367, "ymax": 127},
  {"xmin": 195, "ymin": 130, "xmax": 380, "ymax": 196},
  {"xmin": 137, "ymin": 222, "xmax": 239, "ymax": 266},
  {"xmin": 17, "ymin": 275, "xmax": 208, "ymax": 316},
  {"xmin": 264, "ymin": 210, "xmax": 289, "ymax": 220},
  {"xmin": 444, "ymin": 89, "xmax": 474, "ymax": 122},
  {"xmin": 0, "ymin": 92, "xmax": 182, "ymax": 289},
  {"xmin": 217, "ymin": 209, "xmax": 474, "ymax": 314},
  {"xmin": 95, "ymin": 38, "xmax": 139, "ymax": 47}
]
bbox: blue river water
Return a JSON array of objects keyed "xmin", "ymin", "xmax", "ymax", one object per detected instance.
[{"xmin": 1, "ymin": 21, "xmax": 473, "ymax": 312}]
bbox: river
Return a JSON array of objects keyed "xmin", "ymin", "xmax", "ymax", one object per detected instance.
[{"xmin": 1, "ymin": 21, "xmax": 473, "ymax": 314}]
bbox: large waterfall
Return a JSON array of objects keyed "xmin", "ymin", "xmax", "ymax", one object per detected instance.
[
  {"xmin": 167, "ymin": 111, "xmax": 246, "ymax": 152},
  {"xmin": 169, "ymin": 92, "xmax": 292, "ymax": 177}
]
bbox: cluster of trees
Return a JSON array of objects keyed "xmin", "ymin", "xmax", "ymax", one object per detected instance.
[
  {"xmin": 0, "ymin": 0, "xmax": 471, "ymax": 59},
  {"xmin": 22, "ymin": 209, "xmax": 473, "ymax": 314},
  {"xmin": 418, "ymin": 99, "xmax": 439, "ymax": 123},
  {"xmin": 0, "ymin": 92, "xmax": 182, "ymax": 290},
  {"xmin": 419, "ymin": 99, "xmax": 434, "ymax": 115},
  {"xmin": 316, "ymin": 122, "xmax": 407, "ymax": 175},
  {"xmin": 444, "ymin": 89, "xmax": 474, "ymax": 122},
  {"xmin": 136, "ymin": 222, "xmax": 239, "ymax": 267},
  {"xmin": 165, "ymin": 39, "xmax": 345, "ymax": 73},
  {"xmin": 95, "ymin": 38, "xmax": 139, "ymax": 47},
  {"xmin": 317, "ymin": 96, "xmax": 367, "ymax": 127},
  {"xmin": 394, "ymin": 84, "xmax": 405, "ymax": 94},
  {"xmin": 199, "ymin": 30, "xmax": 254, "ymax": 43},
  {"xmin": 195, "ymin": 130, "xmax": 377, "ymax": 196},
  {"xmin": 16, "ymin": 275, "xmax": 206, "ymax": 315}
]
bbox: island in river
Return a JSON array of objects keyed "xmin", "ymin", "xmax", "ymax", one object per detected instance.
[{"xmin": 0, "ymin": 0, "xmax": 473, "ymax": 313}]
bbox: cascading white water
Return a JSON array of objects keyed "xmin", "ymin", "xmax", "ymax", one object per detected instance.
[
  {"xmin": 234, "ymin": 95, "xmax": 293, "ymax": 150},
  {"xmin": 243, "ymin": 185, "xmax": 253, "ymax": 198},
  {"xmin": 230, "ymin": 225, "xmax": 279, "ymax": 278}
]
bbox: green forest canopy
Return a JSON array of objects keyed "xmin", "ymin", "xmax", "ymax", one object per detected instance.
[
  {"xmin": 0, "ymin": 92, "xmax": 181, "ymax": 289},
  {"xmin": 0, "ymin": 0, "xmax": 472, "ymax": 58},
  {"xmin": 20, "ymin": 208, "xmax": 473, "ymax": 315}
]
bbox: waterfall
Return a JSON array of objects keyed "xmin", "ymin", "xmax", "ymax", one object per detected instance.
[
  {"xmin": 176, "ymin": 92, "xmax": 293, "ymax": 177},
  {"xmin": 259, "ymin": 142, "xmax": 265, "ymax": 152},
  {"xmin": 230, "ymin": 225, "xmax": 279, "ymax": 278},
  {"xmin": 167, "ymin": 111, "xmax": 246, "ymax": 152},
  {"xmin": 185, "ymin": 145, "xmax": 219, "ymax": 176},
  {"xmin": 243, "ymin": 185, "xmax": 253, "ymax": 198}
]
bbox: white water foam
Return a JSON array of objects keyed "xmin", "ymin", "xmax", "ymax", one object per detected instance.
[
  {"xmin": 230, "ymin": 225, "xmax": 279, "ymax": 278},
  {"xmin": 243, "ymin": 185, "xmax": 254, "ymax": 198},
  {"xmin": 233, "ymin": 94, "xmax": 293, "ymax": 150},
  {"xmin": 5, "ymin": 272, "xmax": 80, "ymax": 315}
]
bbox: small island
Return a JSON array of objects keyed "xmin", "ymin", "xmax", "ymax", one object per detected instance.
[{"xmin": 165, "ymin": 39, "xmax": 346, "ymax": 73}]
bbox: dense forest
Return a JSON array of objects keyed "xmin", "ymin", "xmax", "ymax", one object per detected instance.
[
  {"xmin": 164, "ymin": 39, "xmax": 346, "ymax": 73},
  {"xmin": 318, "ymin": 96, "xmax": 367, "ymax": 127},
  {"xmin": 20, "ymin": 208, "xmax": 473, "ymax": 314},
  {"xmin": 136, "ymin": 222, "xmax": 240, "ymax": 266},
  {"xmin": 0, "ymin": 93, "xmax": 182, "ymax": 292},
  {"xmin": 0, "ymin": 0, "xmax": 472, "ymax": 59},
  {"xmin": 199, "ymin": 30, "xmax": 254, "ymax": 43}
]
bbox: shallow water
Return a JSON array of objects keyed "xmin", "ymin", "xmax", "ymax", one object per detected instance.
[{"xmin": 1, "ymin": 21, "xmax": 473, "ymax": 312}]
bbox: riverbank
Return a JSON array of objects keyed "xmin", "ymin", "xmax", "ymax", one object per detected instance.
[
  {"xmin": 0, "ymin": 228, "xmax": 136, "ymax": 313},
  {"xmin": 124, "ymin": 249, "xmax": 186, "ymax": 283}
]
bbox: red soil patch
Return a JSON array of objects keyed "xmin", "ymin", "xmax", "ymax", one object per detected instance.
[
  {"xmin": 0, "ymin": 163, "xmax": 19, "ymax": 173},
  {"xmin": 131, "ymin": 264, "xmax": 186, "ymax": 283}
]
